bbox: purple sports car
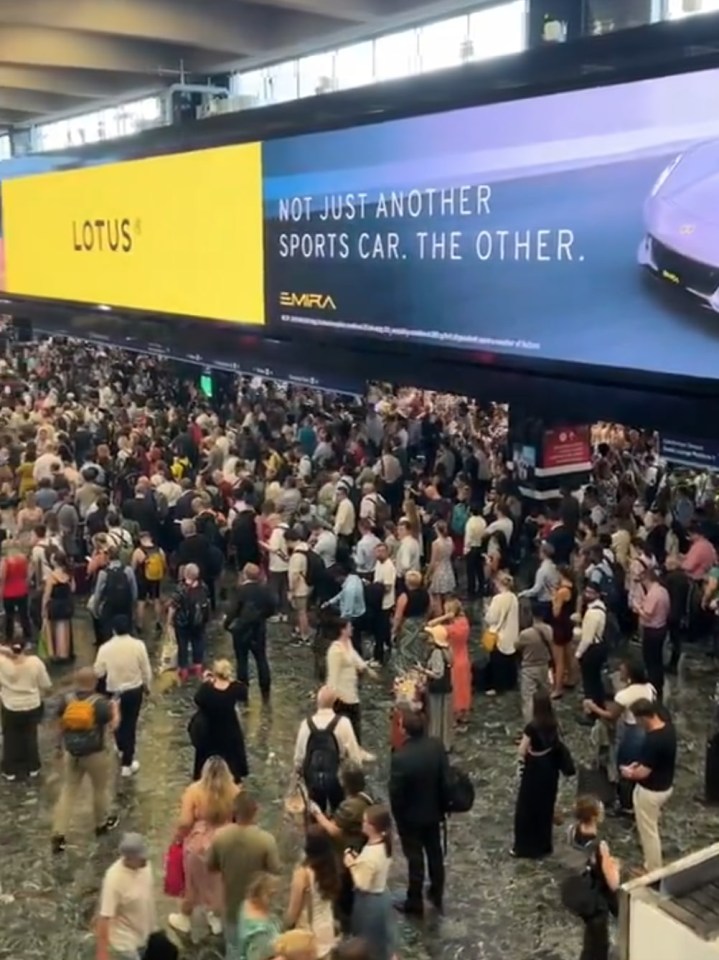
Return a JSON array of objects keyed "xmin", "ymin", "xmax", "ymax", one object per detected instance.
[{"xmin": 638, "ymin": 140, "xmax": 719, "ymax": 310}]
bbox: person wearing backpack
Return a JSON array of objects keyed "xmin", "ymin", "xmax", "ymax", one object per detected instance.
[
  {"xmin": 168, "ymin": 562, "xmax": 210, "ymax": 682},
  {"xmin": 575, "ymin": 582, "xmax": 608, "ymax": 719},
  {"xmin": 51, "ymin": 666, "xmax": 119, "ymax": 854},
  {"xmin": 293, "ymin": 686, "xmax": 364, "ymax": 813},
  {"xmin": 131, "ymin": 531, "xmax": 167, "ymax": 632},
  {"xmin": 90, "ymin": 546, "xmax": 138, "ymax": 645},
  {"xmin": 287, "ymin": 528, "xmax": 315, "ymax": 646},
  {"xmin": 561, "ymin": 795, "xmax": 620, "ymax": 960}
]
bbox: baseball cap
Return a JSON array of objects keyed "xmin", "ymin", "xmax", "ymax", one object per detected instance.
[{"xmin": 119, "ymin": 832, "xmax": 149, "ymax": 860}]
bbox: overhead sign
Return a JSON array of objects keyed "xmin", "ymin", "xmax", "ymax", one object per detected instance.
[
  {"xmin": 262, "ymin": 65, "xmax": 719, "ymax": 380},
  {"xmin": 660, "ymin": 434, "xmax": 719, "ymax": 471},
  {"xmin": 542, "ymin": 426, "xmax": 592, "ymax": 475},
  {"xmin": 1, "ymin": 144, "xmax": 265, "ymax": 325}
]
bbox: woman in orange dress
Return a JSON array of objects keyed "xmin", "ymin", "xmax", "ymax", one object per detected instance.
[{"xmin": 428, "ymin": 598, "xmax": 472, "ymax": 729}]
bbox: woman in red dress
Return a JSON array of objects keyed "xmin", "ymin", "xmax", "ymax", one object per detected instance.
[{"xmin": 428, "ymin": 597, "xmax": 472, "ymax": 729}]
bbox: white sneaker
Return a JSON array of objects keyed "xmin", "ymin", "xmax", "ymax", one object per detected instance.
[
  {"xmin": 121, "ymin": 766, "xmax": 133, "ymax": 778},
  {"xmin": 206, "ymin": 911, "xmax": 223, "ymax": 936},
  {"xmin": 130, "ymin": 760, "xmax": 140, "ymax": 774},
  {"xmin": 168, "ymin": 912, "xmax": 192, "ymax": 935}
]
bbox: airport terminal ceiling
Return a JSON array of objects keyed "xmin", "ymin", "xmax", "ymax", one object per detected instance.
[{"xmin": 0, "ymin": 0, "xmax": 491, "ymax": 130}]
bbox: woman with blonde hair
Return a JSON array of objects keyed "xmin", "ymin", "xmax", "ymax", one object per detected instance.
[
  {"xmin": 484, "ymin": 572, "xmax": 520, "ymax": 696},
  {"xmin": 285, "ymin": 825, "xmax": 340, "ymax": 958},
  {"xmin": 428, "ymin": 597, "xmax": 472, "ymax": 727},
  {"xmin": 190, "ymin": 658, "xmax": 248, "ymax": 782},
  {"xmin": 232, "ymin": 872, "xmax": 281, "ymax": 960},
  {"xmin": 15, "ymin": 491, "xmax": 42, "ymax": 550},
  {"xmin": 426, "ymin": 520, "xmax": 456, "ymax": 617},
  {"xmin": 390, "ymin": 570, "xmax": 430, "ymax": 674},
  {"xmin": 169, "ymin": 755, "xmax": 241, "ymax": 938}
]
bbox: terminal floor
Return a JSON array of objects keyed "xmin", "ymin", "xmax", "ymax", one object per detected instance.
[{"xmin": 0, "ymin": 614, "xmax": 717, "ymax": 960}]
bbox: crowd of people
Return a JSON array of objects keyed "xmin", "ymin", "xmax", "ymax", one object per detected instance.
[{"xmin": 0, "ymin": 331, "xmax": 714, "ymax": 960}]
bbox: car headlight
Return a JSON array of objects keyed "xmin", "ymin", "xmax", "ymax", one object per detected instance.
[{"xmin": 651, "ymin": 155, "xmax": 682, "ymax": 197}]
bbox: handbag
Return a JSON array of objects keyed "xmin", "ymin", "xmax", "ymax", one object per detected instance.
[
  {"xmin": 481, "ymin": 629, "xmax": 498, "ymax": 653},
  {"xmin": 163, "ymin": 841, "xmax": 185, "ymax": 897}
]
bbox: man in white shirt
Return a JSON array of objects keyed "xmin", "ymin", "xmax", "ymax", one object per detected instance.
[
  {"xmin": 96, "ymin": 833, "xmax": 156, "ymax": 960},
  {"xmin": 265, "ymin": 521, "xmax": 289, "ymax": 623},
  {"xmin": 463, "ymin": 504, "xmax": 487, "ymax": 599},
  {"xmin": 334, "ymin": 487, "xmax": 356, "ymax": 548},
  {"xmin": 287, "ymin": 531, "xmax": 312, "ymax": 644},
  {"xmin": 372, "ymin": 543, "xmax": 396, "ymax": 666},
  {"xmin": 354, "ymin": 519, "xmax": 380, "ymax": 578},
  {"xmin": 310, "ymin": 521, "xmax": 337, "ymax": 569},
  {"xmin": 575, "ymin": 583, "xmax": 608, "ymax": 716},
  {"xmin": 94, "ymin": 615, "xmax": 152, "ymax": 778},
  {"xmin": 394, "ymin": 520, "xmax": 421, "ymax": 588},
  {"xmin": 293, "ymin": 685, "xmax": 366, "ymax": 811}
]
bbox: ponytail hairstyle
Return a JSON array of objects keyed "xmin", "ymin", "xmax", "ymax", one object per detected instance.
[{"xmin": 365, "ymin": 803, "xmax": 393, "ymax": 858}]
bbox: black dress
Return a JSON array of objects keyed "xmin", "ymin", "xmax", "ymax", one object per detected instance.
[
  {"xmin": 512, "ymin": 721, "xmax": 560, "ymax": 859},
  {"xmin": 191, "ymin": 681, "xmax": 249, "ymax": 783}
]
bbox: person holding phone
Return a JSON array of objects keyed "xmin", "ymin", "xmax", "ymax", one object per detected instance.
[{"xmin": 344, "ymin": 805, "xmax": 396, "ymax": 960}]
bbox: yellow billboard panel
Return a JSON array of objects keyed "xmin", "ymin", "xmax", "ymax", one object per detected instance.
[{"xmin": 2, "ymin": 143, "xmax": 264, "ymax": 325}]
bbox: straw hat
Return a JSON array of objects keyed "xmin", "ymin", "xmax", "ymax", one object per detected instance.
[{"xmin": 426, "ymin": 625, "xmax": 449, "ymax": 647}]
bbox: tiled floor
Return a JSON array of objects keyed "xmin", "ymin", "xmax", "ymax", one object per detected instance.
[{"xmin": 0, "ymin": 610, "xmax": 717, "ymax": 960}]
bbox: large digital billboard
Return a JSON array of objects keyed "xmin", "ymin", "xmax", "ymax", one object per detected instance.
[
  {"xmin": 263, "ymin": 66, "xmax": 719, "ymax": 381},
  {"xmin": 0, "ymin": 144, "xmax": 265, "ymax": 324}
]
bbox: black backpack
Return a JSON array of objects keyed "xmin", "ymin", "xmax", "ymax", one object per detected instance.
[
  {"xmin": 560, "ymin": 831, "xmax": 608, "ymax": 919},
  {"xmin": 183, "ymin": 583, "xmax": 210, "ymax": 628},
  {"xmin": 444, "ymin": 764, "xmax": 475, "ymax": 814},
  {"xmin": 303, "ymin": 550, "xmax": 326, "ymax": 589},
  {"xmin": 303, "ymin": 715, "xmax": 341, "ymax": 792},
  {"xmin": 101, "ymin": 566, "xmax": 132, "ymax": 614}
]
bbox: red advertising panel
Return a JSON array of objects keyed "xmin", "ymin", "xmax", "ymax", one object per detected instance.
[{"xmin": 542, "ymin": 426, "xmax": 592, "ymax": 473}]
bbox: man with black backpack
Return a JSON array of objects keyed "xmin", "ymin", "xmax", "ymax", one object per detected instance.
[
  {"xmin": 90, "ymin": 546, "xmax": 138, "ymax": 645},
  {"xmin": 293, "ymin": 685, "xmax": 364, "ymax": 813},
  {"xmin": 287, "ymin": 527, "xmax": 324, "ymax": 647},
  {"xmin": 168, "ymin": 562, "xmax": 210, "ymax": 682}
]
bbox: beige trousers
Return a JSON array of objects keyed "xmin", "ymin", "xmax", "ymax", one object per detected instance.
[
  {"xmin": 633, "ymin": 783, "xmax": 673, "ymax": 872},
  {"xmin": 52, "ymin": 749, "xmax": 112, "ymax": 835}
]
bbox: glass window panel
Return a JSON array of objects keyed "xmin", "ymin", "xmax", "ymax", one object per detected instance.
[
  {"xmin": 263, "ymin": 60, "xmax": 299, "ymax": 103},
  {"xmin": 374, "ymin": 28, "xmax": 419, "ymax": 82},
  {"xmin": 666, "ymin": 0, "xmax": 719, "ymax": 17},
  {"xmin": 232, "ymin": 69, "xmax": 265, "ymax": 101},
  {"xmin": 298, "ymin": 51, "xmax": 336, "ymax": 97},
  {"xmin": 0, "ymin": 134, "xmax": 10, "ymax": 160},
  {"xmin": 418, "ymin": 15, "xmax": 470, "ymax": 73},
  {"xmin": 468, "ymin": 0, "xmax": 527, "ymax": 60},
  {"xmin": 334, "ymin": 41, "xmax": 374, "ymax": 90}
]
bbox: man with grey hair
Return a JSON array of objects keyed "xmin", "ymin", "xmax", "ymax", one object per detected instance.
[
  {"xmin": 176, "ymin": 516, "xmax": 217, "ymax": 607},
  {"xmin": 168, "ymin": 562, "xmax": 210, "ymax": 682},
  {"xmin": 96, "ymin": 833, "xmax": 156, "ymax": 960}
]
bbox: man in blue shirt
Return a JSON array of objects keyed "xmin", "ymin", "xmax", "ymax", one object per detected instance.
[
  {"xmin": 354, "ymin": 519, "xmax": 380, "ymax": 579},
  {"xmin": 325, "ymin": 561, "xmax": 366, "ymax": 655}
]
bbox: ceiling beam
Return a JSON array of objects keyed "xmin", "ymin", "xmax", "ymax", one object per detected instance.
[
  {"xmin": 247, "ymin": 0, "xmax": 383, "ymax": 22},
  {"xmin": 0, "ymin": 27, "xmax": 188, "ymax": 74},
  {"xmin": 0, "ymin": 88, "xmax": 83, "ymax": 114},
  {"xmin": 0, "ymin": 0, "xmax": 278, "ymax": 56},
  {"xmin": 0, "ymin": 108, "xmax": 36, "ymax": 124},
  {"xmin": 0, "ymin": 66, "xmax": 139, "ymax": 99}
]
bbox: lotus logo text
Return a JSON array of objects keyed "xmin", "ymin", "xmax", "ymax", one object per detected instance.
[{"xmin": 279, "ymin": 292, "xmax": 337, "ymax": 310}]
